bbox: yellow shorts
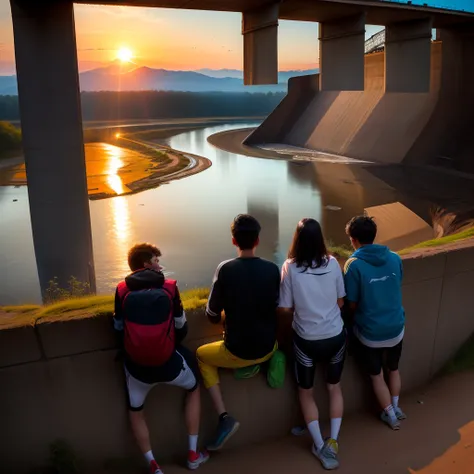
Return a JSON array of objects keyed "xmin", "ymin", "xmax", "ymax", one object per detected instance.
[{"xmin": 196, "ymin": 340, "xmax": 277, "ymax": 389}]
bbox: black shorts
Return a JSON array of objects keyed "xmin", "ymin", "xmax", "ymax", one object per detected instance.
[
  {"xmin": 358, "ymin": 339, "xmax": 403, "ymax": 376},
  {"xmin": 293, "ymin": 330, "xmax": 347, "ymax": 389}
]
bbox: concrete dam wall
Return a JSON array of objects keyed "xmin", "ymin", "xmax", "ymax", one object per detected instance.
[
  {"xmin": 1, "ymin": 244, "xmax": 474, "ymax": 472},
  {"xmin": 246, "ymin": 36, "xmax": 474, "ymax": 172}
]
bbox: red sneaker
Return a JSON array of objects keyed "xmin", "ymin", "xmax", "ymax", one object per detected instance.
[
  {"xmin": 150, "ymin": 459, "xmax": 164, "ymax": 474},
  {"xmin": 187, "ymin": 450, "xmax": 210, "ymax": 470}
]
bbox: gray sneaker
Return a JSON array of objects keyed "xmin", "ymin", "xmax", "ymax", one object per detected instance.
[
  {"xmin": 311, "ymin": 438, "xmax": 340, "ymax": 470},
  {"xmin": 394, "ymin": 406, "xmax": 407, "ymax": 420},
  {"xmin": 207, "ymin": 415, "xmax": 240, "ymax": 451},
  {"xmin": 381, "ymin": 411, "xmax": 400, "ymax": 430}
]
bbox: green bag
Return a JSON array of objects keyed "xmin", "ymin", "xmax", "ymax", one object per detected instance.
[
  {"xmin": 234, "ymin": 364, "xmax": 261, "ymax": 380},
  {"xmin": 267, "ymin": 350, "xmax": 286, "ymax": 389}
]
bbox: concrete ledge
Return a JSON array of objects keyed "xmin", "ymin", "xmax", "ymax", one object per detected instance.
[
  {"xmin": 1, "ymin": 246, "xmax": 474, "ymax": 472},
  {"xmin": 0, "ymin": 326, "xmax": 42, "ymax": 368},
  {"xmin": 432, "ymin": 269, "xmax": 474, "ymax": 373},
  {"xmin": 445, "ymin": 246, "xmax": 474, "ymax": 274},
  {"xmin": 401, "ymin": 252, "xmax": 446, "ymax": 284},
  {"xmin": 37, "ymin": 316, "xmax": 117, "ymax": 358},
  {"xmin": 402, "ymin": 278, "xmax": 443, "ymax": 382}
]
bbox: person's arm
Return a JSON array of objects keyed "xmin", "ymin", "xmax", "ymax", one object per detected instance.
[
  {"xmin": 173, "ymin": 285, "xmax": 188, "ymax": 344},
  {"xmin": 113, "ymin": 286, "xmax": 125, "ymax": 355},
  {"xmin": 206, "ymin": 264, "xmax": 224, "ymax": 324},
  {"xmin": 343, "ymin": 258, "xmax": 361, "ymax": 318},
  {"xmin": 335, "ymin": 260, "xmax": 346, "ymax": 309},
  {"xmin": 278, "ymin": 261, "xmax": 293, "ymax": 315}
]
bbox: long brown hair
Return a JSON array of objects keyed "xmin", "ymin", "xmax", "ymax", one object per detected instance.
[{"xmin": 288, "ymin": 218, "xmax": 328, "ymax": 270}]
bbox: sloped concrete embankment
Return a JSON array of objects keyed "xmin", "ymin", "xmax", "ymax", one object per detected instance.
[
  {"xmin": 246, "ymin": 40, "xmax": 474, "ymax": 172},
  {"xmin": 1, "ymin": 245, "xmax": 474, "ymax": 472}
]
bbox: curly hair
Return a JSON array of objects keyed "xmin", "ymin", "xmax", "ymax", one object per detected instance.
[{"xmin": 127, "ymin": 243, "xmax": 162, "ymax": 271}]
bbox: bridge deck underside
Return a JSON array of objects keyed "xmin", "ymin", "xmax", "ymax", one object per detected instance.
[{"xmin": 74, "ymin": 0, "xmax": 474, "ymax": 27}]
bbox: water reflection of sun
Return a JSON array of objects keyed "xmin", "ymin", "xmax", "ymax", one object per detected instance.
[
  {"xmin": 109, "ymin": 195, "xmax": 133, "ymax": 280},
  {"xmin": 105, "ymin": 144, "xmax": 125, "ymax": 195}
]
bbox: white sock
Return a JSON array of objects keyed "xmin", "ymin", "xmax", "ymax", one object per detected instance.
[
  {"xmin": 188, "ymin": 434, "xmax": 198, "ymax": 453},
  {"xmin": 307, "ymin": 420, "xmax": 325, "ymax": 451},
  {"xmin": 392, "ymin": 396, "xmax": 399, "ymax": 409},
  {"xmin": 330, "ymin": 418, "xmax": 342, "ymax": 441},
  {"xmin": 384, "ymin": 404, "xmax": 397, "ymax": 422},
  {"xmin": 144, "ymin": 450, "xmax": 155, "ymax": 463}
]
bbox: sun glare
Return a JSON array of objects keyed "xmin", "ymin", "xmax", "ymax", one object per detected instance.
[{"xmin": 116, "ymin": 47, "xmax": 133, "ymax": 63}]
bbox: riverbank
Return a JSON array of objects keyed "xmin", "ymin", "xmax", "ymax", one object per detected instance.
[
  {"xmin": 207, "ymin": 127, "xmax": 286, "ymax": 160},
  {"xmin": 0, "ymin": 124, "xmax": 212, "ymax": 199}
]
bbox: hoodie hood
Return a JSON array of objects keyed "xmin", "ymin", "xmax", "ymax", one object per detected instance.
[
  {"xmin": 352, "ymin": 244, "xmax": 390, "ymax": 267},
  {"xmin": 125, "ymin": 268, "xmax": 165, "ymax": 291}
]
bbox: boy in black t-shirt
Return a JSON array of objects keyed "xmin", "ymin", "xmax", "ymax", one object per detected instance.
[{"xmin": 197, "ymin": 214, "xmax": 280, "ymax": 451}]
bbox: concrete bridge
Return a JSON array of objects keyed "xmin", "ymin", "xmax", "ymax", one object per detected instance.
[{"xmin": 9, "ymin": 0, "xmax": 474, "ymax": 298}]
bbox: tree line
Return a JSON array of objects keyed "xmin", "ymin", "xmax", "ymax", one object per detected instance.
[
  {"xmin": 0, "ymin": 91, "xmax": 285, "ymax": 121},
  {"xmin": 0, "ymin": 120, "xmax": 22, "ymax": 158}
]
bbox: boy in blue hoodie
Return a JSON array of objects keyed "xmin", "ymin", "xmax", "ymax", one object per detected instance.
[{"xmin": 344, "ymin": 216, "xmax": 406, "ymax": 430}]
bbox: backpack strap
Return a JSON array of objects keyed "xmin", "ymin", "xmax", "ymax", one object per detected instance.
[
  {"xmin": 117, "ymin": 281, "xmax": 131, "ymax": 310},
  {"xmin": 344, "ymin": 257, "xmax": 358, "ymax": 275}
]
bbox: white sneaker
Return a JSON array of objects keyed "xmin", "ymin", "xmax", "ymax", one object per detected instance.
[
  {"xmin": 394, "ymin": 406, "xmax": 407, "ymax": 420},
  {"xmin": 381, "ymin": 411, "xmax": 400, "ymax": 430}
]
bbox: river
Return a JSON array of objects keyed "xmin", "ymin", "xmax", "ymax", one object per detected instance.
[{"xmin": 0, "ymin": 121, "xmax": 427, "ymax": 305}]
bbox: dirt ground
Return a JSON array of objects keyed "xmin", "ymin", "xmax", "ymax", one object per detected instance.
[{"xmin": 157, "ymin": 371, "xmax": 474, "ymax": 474}]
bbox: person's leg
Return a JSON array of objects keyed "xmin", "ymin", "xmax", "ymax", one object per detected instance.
[
  {"xmin": 326, "ymin": 331, "xmax": 347, "ymax": 443},
  {"xmin": 196, "ymin": 341, "xmax": 231, "ymax": 416},
  {"xmin": 196, "ymin": 340, "xmax": 254, "ymax": 451},
  {"xmin": 124, "ymin": 369, "xmax": 162, "ymax": 473},
  {"xmin": 387, "ymin": 341, "xmax": 406, "ymax": 420},
  {"xmin": 363, "ymin": 346, "xmax": 399, "ymax": 430},
  {"xmin": 197, "ymin": 341, "xmax": 275, "ymax": 415},
  {"xmin": 293, "ymin": 334, "xmax": 323, "ymax": 450},
  {"xmin": 294, "ymin": 333, "xmax": 339, "ymax": 471},
  {"xmin": 166, "ymin": 347, "xmax": 209, "ymax": 470}
]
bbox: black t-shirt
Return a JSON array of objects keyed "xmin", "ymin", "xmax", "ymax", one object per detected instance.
[{"xmin": 206, "ymin": 257, "xmax": 280, "ymax": 360}]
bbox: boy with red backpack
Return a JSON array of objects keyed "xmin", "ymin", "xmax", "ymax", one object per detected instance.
[{"xmin": 114, "ymin": 243, "xmax": 209, "ymax": 474}]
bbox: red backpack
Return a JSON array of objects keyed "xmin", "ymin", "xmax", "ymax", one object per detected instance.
[{"xmin": 117, "ymin": 279, "xmax": 177, "ymax": 366}]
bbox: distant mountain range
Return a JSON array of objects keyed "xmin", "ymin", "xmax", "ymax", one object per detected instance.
[{"xmin": 0, "ymin": 63, "xmax": 318, "ymax": 95}]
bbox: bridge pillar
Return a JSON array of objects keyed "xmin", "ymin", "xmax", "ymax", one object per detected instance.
[
  {"xmin": 385, "ymin": 18, "xmax": 432, "ymax": 93},
  {"xmin": 10, "ymin": 0, "xmax": 96, "ymax": 300},
  {"xmin": 242, "ymin": 3, "xmax": 279, "ymax": 85},
  {"xmin": 319, "ymin": 13, "xmax": 366, "ymax": 91}
]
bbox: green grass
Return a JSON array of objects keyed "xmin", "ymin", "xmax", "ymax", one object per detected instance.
[
  {"xmin": 444, "ymin": 335, "xmax": 474, "ymax": 374},
  {"xmin": 399, "ymin": 226, "xmax": 474, "ymax": 255},
  {"xmin": 0, "ymin": 288, "xmax": 209, "ymax": 330},
  {"xmin": 0, "ymin": 121, "xmax": 22, "ymax": 158},
  {"xmin": 328, "ymin": 245, "xmax": 353, "ymax": 260}
]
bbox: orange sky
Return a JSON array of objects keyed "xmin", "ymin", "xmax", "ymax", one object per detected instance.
[{"xmin": 0, "ymin": 3, "xmax": 382, "ymax": 74}]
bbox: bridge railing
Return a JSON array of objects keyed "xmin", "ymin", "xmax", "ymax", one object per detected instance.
[{"xmin": 365, "ymin": 29, "xmax": 386, "ymax": 54}]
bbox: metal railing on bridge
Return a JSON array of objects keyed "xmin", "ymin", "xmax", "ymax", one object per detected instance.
[{"xmin": 365, "ymin": 29, "xmax": 386, "ymax": 54}]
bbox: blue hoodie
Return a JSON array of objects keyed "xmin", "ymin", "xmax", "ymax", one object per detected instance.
[{"xmin": 344, "ymin": 244, "xmax": 405, "ymax": 343}]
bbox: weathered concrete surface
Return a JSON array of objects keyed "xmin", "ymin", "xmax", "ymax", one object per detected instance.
[
  {"xmin": 37, "ymin": 317, "xmax": 117, "ymax": 359},
  {"xmin": 385, "ymin": 18, "xmax": 433, "ymax": 93},
  {"xmin": 319, "ymin": 13, "xmax": 366, "ymax": 91},
  {"xmin": 0, "ymin": 326, "xmax": 42, "ymax": 368},
  {"xmin": 246, "ymin": 35, "xmax": 474, "ymax": 172},
  {"xmin": 245, "ymin": 43, "xmax": 442, "ymax": 163},
  {"xmin": 10, "ymin": 0, "xmax": 96, "ymax": 298},
  {"xmin": 242, "ymin": 3, "xmax": 279, "ymax": 85},
  {"xmin": 1, "ymin": 245, "xmax": 474, "ymax": 472}
]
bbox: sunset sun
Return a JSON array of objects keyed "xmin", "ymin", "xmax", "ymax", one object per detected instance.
[{"xmin": 116, "ymin": 47, "xmax": 133, "ymax": 63}]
